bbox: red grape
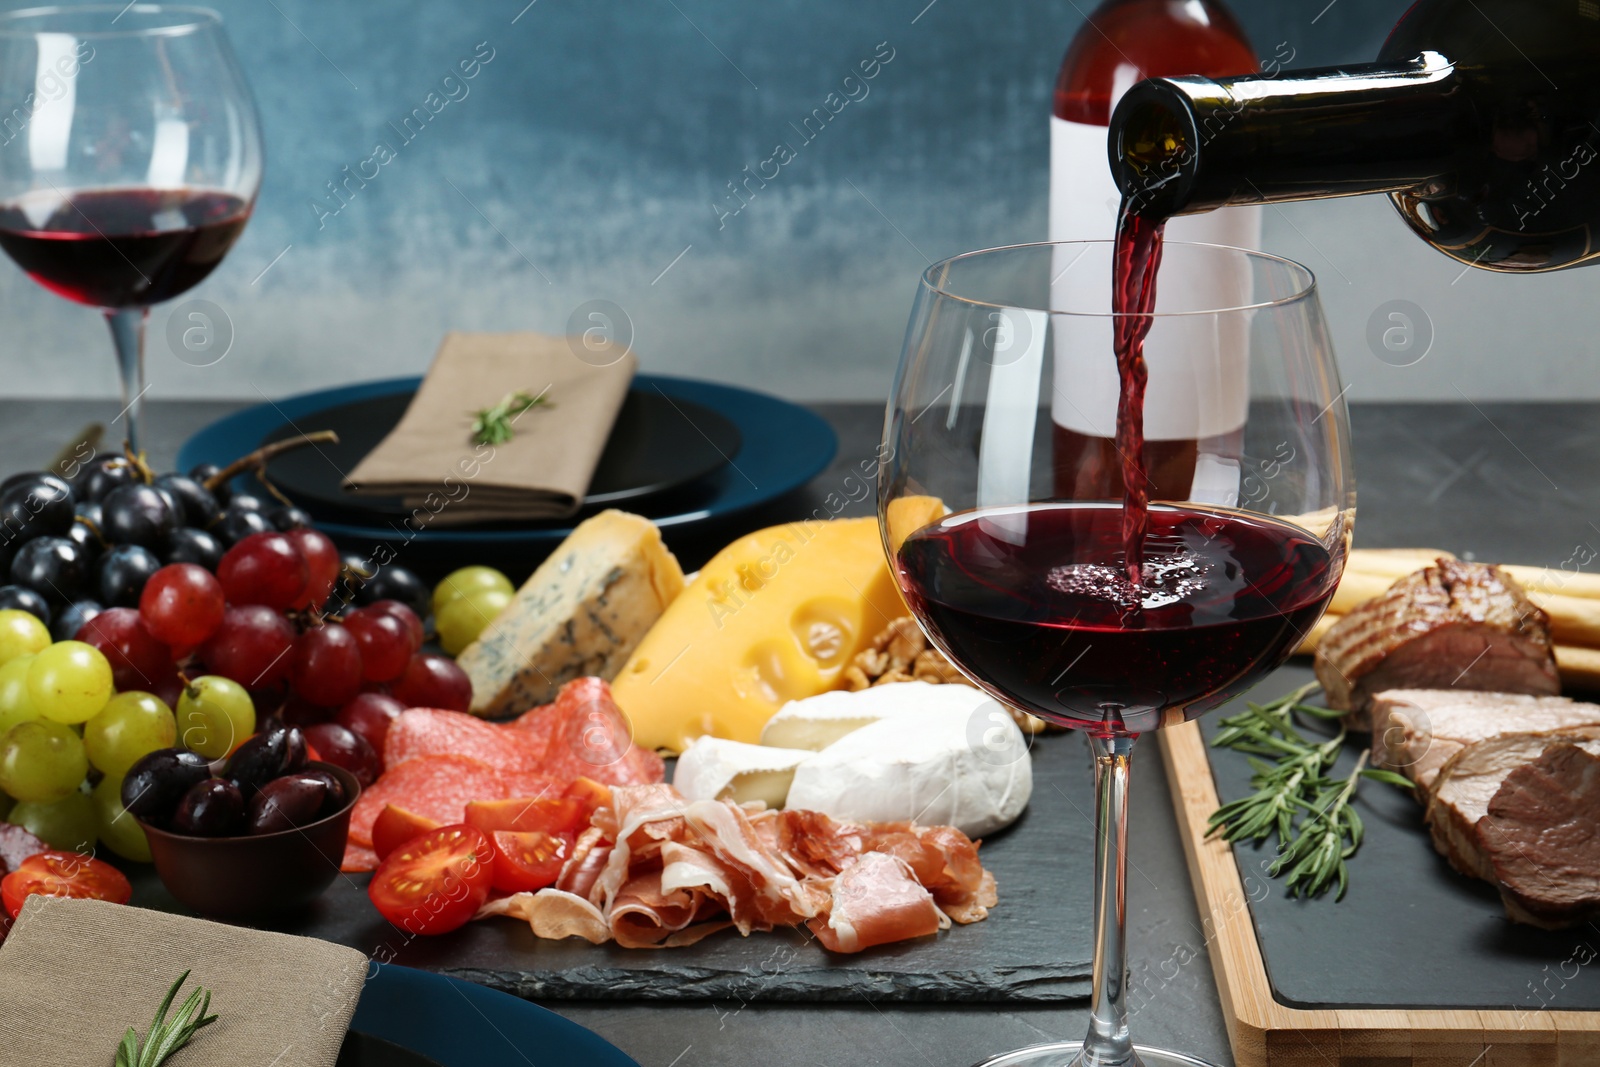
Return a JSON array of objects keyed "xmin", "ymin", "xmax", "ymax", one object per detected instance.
[
  {"xmin": 280, "ymin": 693, "xmax": 336, "ymax": 727},
  {"xmin": 303, "ymin": 722, "xmax": 380, "ymax": 787},
  {"xmin": 217, "ymin": 532, "xmax": 309, "ymax": 612},
  {"xmin": 139, "ymin": 563, "xmax": 225, "ymax": 646},
  {"xmin": 391, "ymin": 653, "xmax": 472, "ymax": 713},
  {"xmin": 290, "ymin": 623, "xmax": 363, "ymax": 708},
  {"xmin": 76, "ymin": 607, "xmax": 170, "ymax": 692},
  {"xmin": 365, "ymin": 599, "xmax": 424, "ymax": 651},
  {"xmin": 150, "ymin": 671, "xmax": 185, "ymax": 711},
  {"xmin": 286, "ymin": 529, "xmax": 339, "ymax": 610},
  {"xmin": 343, "ymin": 608, "xmax": 411, "ymax": 682},
  {"xmin": 199, "ymin": 605, "xmax": 296, "ymax": 689},
  {"xmin": 337, "ymin": 691, "xmax": 404, "ymax": 755}
]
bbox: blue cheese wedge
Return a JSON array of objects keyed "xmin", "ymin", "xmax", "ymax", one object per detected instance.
[
  {"xmin": 785, "ymin": 686, "xmax": 1032, "ymax": 836},
  {"xmin": 456, "ymin": 510, "xmax": 685, "ymax": 717},
  {"xmin": 672, "ymin": 738, "xmax": 815, "ymax": 808}
]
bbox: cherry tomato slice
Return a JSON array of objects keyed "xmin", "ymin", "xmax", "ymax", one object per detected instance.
[
  {"xmin": 489, "ymin": 830, "xmax": 571, "ymax": 894},
  {"xmin": 464, "ymin": 796, "xmax": 584, "ymax": 837},
  {"xmin": 371, "ymin": 804, "xmax": 441, "ymax": 862},
  {"xmin": 563, "ymin": 777, "xmax": 612, "ymax": 823},
  {"xmin": 367, "ymin": 824, "xmax": 493, "ymax": 936},
  {"xmin": 1, "ymin": 851, "xmax": 132, "ymax": 918}
]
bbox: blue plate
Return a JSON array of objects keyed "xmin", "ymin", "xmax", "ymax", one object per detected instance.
[
  {"xmin": 177, "ymin": 374, "xmax": 837, "ymax": 566},
  {"xmin": 350, "ymin": 964, "xmax": 639, "ymax": 1067}
]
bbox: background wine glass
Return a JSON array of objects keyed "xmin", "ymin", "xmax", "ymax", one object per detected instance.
[
  {"xmin": 880, "ymin": 240, "xmax": 1353, "ymax": 1067},
  {"xmin": 0, "ymin": 4, "xmax": 262, "ymax": 456}
]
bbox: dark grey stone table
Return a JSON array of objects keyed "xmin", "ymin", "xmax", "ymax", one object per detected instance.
[{"xmin": 1, "ymin": 396, "xmax": 1589, "ymax": 1067}]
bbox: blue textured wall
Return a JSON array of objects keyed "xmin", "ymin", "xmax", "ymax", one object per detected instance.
[{"xmin": 2, "ymin": 0, "xmax": 1593, "ymax": 405}]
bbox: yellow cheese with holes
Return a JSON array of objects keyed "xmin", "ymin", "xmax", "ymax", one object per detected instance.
[{"xmin": 613, "ymin": 514, "xmax": 933, "ymax": 754}]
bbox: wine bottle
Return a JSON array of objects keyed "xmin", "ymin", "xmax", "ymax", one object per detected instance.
[
  {"xmin": 1049, "ymin": 0, "xmax": 1263, "ymax": 504},
  {"xmin": 1108, "ymin": 0, "xmax": 1600, "ymax": 273}
]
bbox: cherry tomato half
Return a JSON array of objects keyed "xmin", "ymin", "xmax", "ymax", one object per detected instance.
[
  {"xmin": 464, "ymin": 796, "xmax": 584, "ymax": 838},
  {"xmin": 489, "ymin": 830, "xmax": 571, "ymax": 894},
  {"xmin": 371, "ymin": 804, "xmax": 441, "ymax": 862},
  {"xmin": 367, "ymin": 824, "xmax": 494, "ymax": 936},
  {"xmin": 1, "ymin": 851, "xmax": 132, "ymax": 918}
]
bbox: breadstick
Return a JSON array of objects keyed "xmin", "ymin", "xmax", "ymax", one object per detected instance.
[{"xmin": 1555, "ymin": 645, "xmax": 1600, "ymax": 691}]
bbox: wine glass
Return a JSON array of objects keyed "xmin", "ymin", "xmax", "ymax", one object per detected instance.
[
  {"xmin": 0, "ymin": 5, "xmax": 263, "ymax": 456},
  {"xmin": 880, "ymin": 240, "xmax": 1353, "ymax": 1067}
]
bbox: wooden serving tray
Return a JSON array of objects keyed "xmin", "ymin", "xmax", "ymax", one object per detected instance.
[{"xmin": 1160, "ymin": 711, "xmax": 1600, "ymax": 1067}]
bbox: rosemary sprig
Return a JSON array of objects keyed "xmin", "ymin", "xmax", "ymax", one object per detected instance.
[
  {"xmin": 470, "ymin": 389, "xmax": 551, "ymax": 445},
  {"xmin": 114, "ymin": 970, "xmax": 219, "ymax": 1067},
  {"xmin": 1206, "ymin": 683, "xmax": 1412, "ymax": 900}
]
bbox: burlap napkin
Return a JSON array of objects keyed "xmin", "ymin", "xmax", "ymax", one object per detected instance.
[
  {"xmin": 0, "ymin": 897, "xmax": 369, "ymax": 1067},
  {"xmin": 344, "ymin": 331, "xmax": 638, "ymax": 524}
]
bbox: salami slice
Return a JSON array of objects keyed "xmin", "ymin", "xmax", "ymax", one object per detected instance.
[
  {"xmin": 384, "ymin": 708, "xmax": 546, "ymax": 774},
  {"xmin": 0, "ymin": 824, "xmax": 47, "ymax": 874},
  {"xmin": 534, "ymin": 678, "xmax": 666, "ymax": 786},
  {"xmin": 342, "ymin": 843, "xmax": 379, "ymax": 873},
  {"xmin": 349, "ymin": 754, "xmax": 506, "ymax": 848}
]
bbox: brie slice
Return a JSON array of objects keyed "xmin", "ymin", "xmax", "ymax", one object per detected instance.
[
  {"xmin": 785, "ymin": 689, "xmax": 1032, "ymax": 837},
  {"xmin": 672, "ymin": 737, "xmax": 814, "ymax": 808},
  {"xmin": 760, "ymin": 681, "xmax": 976, "ymax": 751}
]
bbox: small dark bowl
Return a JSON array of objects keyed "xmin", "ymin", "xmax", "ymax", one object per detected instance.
[{"xmin": 140, "ymin": 761, "xmax": 361, "ymax": 921}]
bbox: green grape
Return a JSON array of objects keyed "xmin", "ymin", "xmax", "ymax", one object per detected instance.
[
  {"xmin": 84, "ymin": 691, "xmax": 177, "ymax": 778},
  {"xmin": 0, "ymin": 719, "xmax": 89, "ymax": 802},
  {"xmin": 435, "ymin": 588, "xmax": 513, "ymax": 655},
  {"xmin": 431, "ymin": 565, "xmax": 514, "ymax": 614},
  {"xmin": 28, "ymin": 640, "xmax": 114, "ymax": 725},
  {"xmin": 0, "ymin": 609, "xmax": 50, "ymax": 666},
  {"xmin": 9, "ymin": 790, "xmax": 96, "ymax": 851},
  {"xmin": 0, "ymin": 655, "xmax": 40, "ymax": 736},
  {"xmin": 92, "ymin": 774, "xmax": 150, "ymax": 863},
  {"xmin": 176, "ymin": 675, "xmax": 255, "ymax": 759}
]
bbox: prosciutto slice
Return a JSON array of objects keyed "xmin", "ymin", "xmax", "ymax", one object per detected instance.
[{"xmin": 478, "ymin": 785, "xmax": 999, "ymax": 953}]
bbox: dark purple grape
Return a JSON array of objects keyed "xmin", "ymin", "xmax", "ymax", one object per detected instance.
[
  {"xmin": 353, "ymin": 564, "xmax": 429, "ymax": 620},
  {"xmin": 248, "ymin": 773, "xmax": 329, "ymax": 834},
  {"xmin": 300, "ymin": 766, "xmax": 350, "ymax": 815},
  {"xmin": 0, "ymin": 584, "xmax": 49, "ymax": 625},
  {"xmin": 267, "ymin": 505, "xmax": 313, "ymax": 531},
  {"xmin": 122, "ymin": 748, "xmax": 212, "ymax": 823},
  {"xmin": 0, "ymin": 473, "xmax": 75, "ymax": 537},
  {"xmin": 65, "ymin": 519, "xmax": 103, "ymax": 561},
  {"xmin": 223, "ymin": 725, "xmax": 308, "ymax": 797},
  {"xmin": 101, "ymin": 484, "xmax": 177, "ymax": 550},
  {"xmin": 11, "ymin": 535, "xmax": 87, "ymax": 604},
  {"xmin": 96, "ymin": 543, "xmax": 160, "ymax": 607},
  {"xmin": 163, "ymin": 526, "xmax": 223, "ymax": 571},
  {"xmin": 302, "ymin": 723, "xmax": 379, "ymax": 787},
  {"xmin": 228, "ymin": 494, "xmax": 266, "ymax": 513},
  {"xmin": 75, "ymin": 456, "xmax": 138, "ymax": 504},
  {"xmin": 52, "ymin": 599, "xmax": 102, "ymax": 641},
  {"xmin": 187, "ymin": 463, "xmax": 229, "ymax": 503},
  {"xmin": 153, "ymin": 473, "xmax": 220, "ymax": 527},
  {"xmin": 171, "ymin": 778, "xmax": 246, "ymax": 837},
  {"xmin": 215, "ymin": 505, "xmax": 273, "ymax": 546}
]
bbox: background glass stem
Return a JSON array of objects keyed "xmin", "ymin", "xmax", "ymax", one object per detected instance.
[{"xmin": 106, "ymin": 307, "xmax": 149, "ymax": 456}]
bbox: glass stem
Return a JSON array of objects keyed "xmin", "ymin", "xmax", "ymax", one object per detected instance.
[
  {"xmin": 1081, "ymin": 733, "xmax": 1140, "ymax": 1067},
  {"xmin": 105, "ymin": 307, "xmax": 149, "ymax": 456}
]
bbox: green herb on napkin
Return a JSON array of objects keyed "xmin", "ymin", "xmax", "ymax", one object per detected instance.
[
  {"xmin": 113, "ymin": 970, "xmax": 218, "ymax": 1067},
  {"xmin": 470, "ymin": 388, "xmax": 552, "ymax": 445}
]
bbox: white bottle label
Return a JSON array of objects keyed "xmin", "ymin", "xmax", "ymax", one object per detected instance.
[{"xmin": 1048, "ymin": 115, "xmax": 1262, "ymax": 452}]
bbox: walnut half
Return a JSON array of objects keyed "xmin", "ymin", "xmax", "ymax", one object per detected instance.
[{"xmin": 844, "ymin": 616, "xmax": 1047, "ymax": 733}]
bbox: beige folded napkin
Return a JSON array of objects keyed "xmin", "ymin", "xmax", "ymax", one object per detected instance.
[
  {"xmin": 345, "ymin": 331, "xmax": 639, "ymax": 524},
  {"xmin": 0, "ymin": 897, "xmax": 368, "ymax": 1067}
]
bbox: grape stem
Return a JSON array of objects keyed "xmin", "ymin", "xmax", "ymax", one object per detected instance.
[{"xmin": 199, "ymin": 431, "xmax": 340, "ymax": 493}]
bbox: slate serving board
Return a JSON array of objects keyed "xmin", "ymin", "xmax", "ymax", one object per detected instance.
[
  {"xmin": 124, "ymin": 732, "xmax": 1099, "ymax": 1004},
  {"xmin": 1199, "ymin": 663, "xmax": 1600, "ymax": 1014}
]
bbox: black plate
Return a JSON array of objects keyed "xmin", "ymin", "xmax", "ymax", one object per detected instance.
[
  {"xmin": 337, "ymin": 1032, "xmax": 445, "ymax": 1067},
  {"xmin": 260, "ymin": 387, "xmax": 742, "ymax": 522}
]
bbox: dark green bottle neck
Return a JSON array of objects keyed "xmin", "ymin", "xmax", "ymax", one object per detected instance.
[{"xmin": 1109, "ymin": 52, "xmax": 1471, "ymax": 218}]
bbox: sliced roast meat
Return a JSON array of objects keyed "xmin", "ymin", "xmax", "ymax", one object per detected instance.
[
  {"xmin": 1368, "ymin": 689, "xmax": 1600, "ymax": 795},
  {"xmin": 1477, "ymin": 742, "xmax": 1600, "ymax": 929},
  {"xmin": 1315, "ymin": 559, "xmax": 1558, "ymax": 724},
  {"xmin": 1425, "ymin": 728, "xmax": 1600, "ymax": 880}
]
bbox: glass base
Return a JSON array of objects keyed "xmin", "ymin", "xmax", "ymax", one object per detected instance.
[{"xmin": 972, "ymin": 1042, "xmax": 1223, "ymax": 1067}]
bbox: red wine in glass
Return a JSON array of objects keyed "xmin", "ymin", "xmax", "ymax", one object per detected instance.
[
  {"xmin": 896, "ymin": 502, "xmax": 1337, "ymax": 736},
  {"xmin": 0, "ymin": 188, "xmax": 251, "ymax": 309}
]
